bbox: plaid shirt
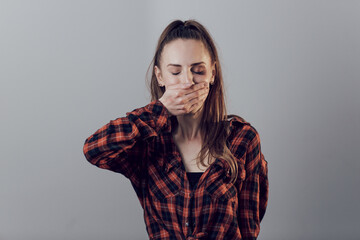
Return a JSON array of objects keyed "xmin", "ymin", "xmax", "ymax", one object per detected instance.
[{"xmin": 83, "ymin": 100, "xmax": 269, "ymax": 240}]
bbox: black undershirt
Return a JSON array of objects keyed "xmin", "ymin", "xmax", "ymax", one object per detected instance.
[
  {"xmin": 186, "ymin": 172, "xmax": 203, "ymax": 232},
  {"xmin": 186, "ymin": 172, "xmax": 204, "ymax": 190}
]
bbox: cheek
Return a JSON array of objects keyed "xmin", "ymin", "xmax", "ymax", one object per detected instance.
[
  {"xmin": 193, "ymin": 73, "xmax": 211, "ymax": 83},
  {"xmin": 163, "ymin": 73, "xmax": 181, "ymax": 85}
]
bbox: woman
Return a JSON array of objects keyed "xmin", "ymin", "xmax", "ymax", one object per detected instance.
[{"xmin": 83, "ymin": 19, "xmax": 268, "ymax": 240}]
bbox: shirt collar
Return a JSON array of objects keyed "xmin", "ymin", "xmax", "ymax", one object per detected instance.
[{"xmin": 164, "ymin": 153, "xmax": 230, "ymax": 175}]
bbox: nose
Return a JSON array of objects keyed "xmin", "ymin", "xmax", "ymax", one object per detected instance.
[{"xmin": 182, "ymin": 69, "xmax": 194, "ymax": 85}]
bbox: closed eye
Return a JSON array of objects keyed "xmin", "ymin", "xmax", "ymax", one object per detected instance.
[{"xmin": 171, "ymin": 71, "xmax": 205, "ymax": 75}]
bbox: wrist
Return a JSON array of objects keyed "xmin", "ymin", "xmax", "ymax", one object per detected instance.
[{"xmin": 158, "ymin": 98, "xmax": 172, "ymax": 116}]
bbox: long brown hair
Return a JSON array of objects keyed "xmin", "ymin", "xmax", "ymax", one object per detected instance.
[{"xmin": 146, "ymin": 19, "xmax": 238, "ymax": 184}]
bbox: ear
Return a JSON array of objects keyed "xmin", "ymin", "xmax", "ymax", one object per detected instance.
[
  {"xmin": 210, "ymin": 61, "xmax": 216, "ymax": 83},
  {"xmin": 154, "ymin": 65, "xmax": 165, "ymax": 86}
]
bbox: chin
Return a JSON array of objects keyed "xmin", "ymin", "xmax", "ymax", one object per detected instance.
[{"xmin": 190, "ymin": 104, "xmax": 205, "ymax": 116}]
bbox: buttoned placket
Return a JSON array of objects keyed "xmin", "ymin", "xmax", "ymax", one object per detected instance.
[
  {"xmin": 186, "ymin": 190, "xmax": 195, "ymax": 235},
  {"xmin": 186, "ymin": 185, "xmax": 210, "ymax": 239},
  {"xmin": 164, "ymin": 153, "xmax": 195, "ymax": 236}
]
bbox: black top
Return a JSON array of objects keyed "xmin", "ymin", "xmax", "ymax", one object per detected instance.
[
  {"xmin": 186, "ymin": 172, "xmax": 204, "ymax": 190},
  {"xmin": 186, "ymin": 172, "xmax": 204, "ymax": 232}
]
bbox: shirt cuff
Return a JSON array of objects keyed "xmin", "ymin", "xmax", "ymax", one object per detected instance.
[{"xmin": 145, "ymin": 99, "xmax": 172, "ymax": 134}]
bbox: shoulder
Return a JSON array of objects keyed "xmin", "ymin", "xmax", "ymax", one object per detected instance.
[
  {"xmin": 227, "ymin": 114, "xmax": 249, "ymax": 128},
  {"xmin": 227, "ymin": 114, "xmax": 258, "ymax": 137},
  {"xmin": 226, "ymin": 114, "xmax": 261, "ymax": 157}
]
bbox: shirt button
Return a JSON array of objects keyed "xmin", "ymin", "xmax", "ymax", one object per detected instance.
[{"xmin": 185, "ymin": 221, "xmax": 189, "ymax": 227}]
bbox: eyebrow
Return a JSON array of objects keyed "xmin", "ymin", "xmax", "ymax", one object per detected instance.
[{"xmin": 167, "ymin": 62, "xmax": 205, "ymax": 67}]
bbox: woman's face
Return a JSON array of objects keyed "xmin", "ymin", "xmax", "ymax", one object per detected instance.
[{"xmin": 155, "ymin": 39, "xmax": 215, "ymax": 89}]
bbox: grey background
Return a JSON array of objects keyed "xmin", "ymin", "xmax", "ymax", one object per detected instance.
[{"xmin": 1, "ymin": 0, "xmax": 359, "ymax": 239}]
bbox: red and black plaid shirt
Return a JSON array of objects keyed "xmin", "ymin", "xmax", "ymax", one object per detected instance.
[{"xmin": 83, "ymin": 100, "xmax": 269, "ymax": 240}]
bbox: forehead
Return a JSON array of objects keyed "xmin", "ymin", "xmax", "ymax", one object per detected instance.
[{"xmin": 161, "ymin": 39, "xmax": 211, "ymax": 66}]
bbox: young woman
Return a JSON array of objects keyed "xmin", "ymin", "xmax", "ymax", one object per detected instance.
[{"xmin": 83, "ymin": 19, "xmax": 269, "ymax": 240}]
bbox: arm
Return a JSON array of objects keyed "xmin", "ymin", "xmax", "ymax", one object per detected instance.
[
  {"xmin": 82, "ymin": 100, "xmax": 170, "ymax": 183},
  {"xmin": 237, "ymin": 126, "xmax": 269, "ymax": 240}
]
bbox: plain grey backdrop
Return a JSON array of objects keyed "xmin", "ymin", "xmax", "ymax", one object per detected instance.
[{"xmin": 1, "ymin": 0, "xmax": 359, "ymax": 239}]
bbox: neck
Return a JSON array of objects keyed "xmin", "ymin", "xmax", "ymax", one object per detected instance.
[{"xmin": 174, "ymin": 109, "xmax": 204, "ymax": 141}]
